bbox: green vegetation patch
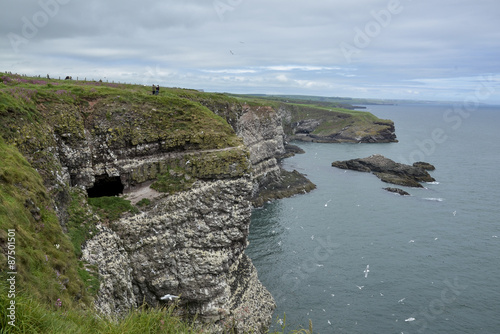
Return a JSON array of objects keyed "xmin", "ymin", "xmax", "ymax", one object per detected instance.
[
  {"xmin": 136, "ymin": 198, "xmax": 151, "ymax": 207},
  {"xmin": 151, "ymin": 146, "xmax": 250, "ymax": 194},
  {"xmin": 151, "ymin": 166, "xmax": 195, "ymax": 194},
  {"xmin": 0, "ymin": 137, "xmax": 89, "ymax": 308},
  {"xmin": 87, "ymin": 92, "xmax": 242, "ymax": 151},
  {"xmin": 66, "ymin": 189, "xmax": 99, "ymax": 258},
  {"xmin": 88, "ymin": 196, "xmax": 139, "ymax": 222},
  {"xmin": 187, "ymin": 147, "xmax": 251, "ymax": 179},
  {"xmin": 76, "ymin": 262, "xmax": 100, "ymax": 296}
]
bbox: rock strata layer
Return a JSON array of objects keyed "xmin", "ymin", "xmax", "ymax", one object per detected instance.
[
  {"xmin": 231, "ymin": 104, "xmax": 316, "ymax": 205},
  {"xmin": 331, "ymin": 154, "xmax": 435, "ymax": 187}
]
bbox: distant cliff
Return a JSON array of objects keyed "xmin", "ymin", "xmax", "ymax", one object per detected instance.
[
  {"xmin": 280, "ymin": 104, "xmax": 397, "ymax": 143},
  {"xmin": 224, "ymin": 93, "xmax": 398, "ymax": 143}
]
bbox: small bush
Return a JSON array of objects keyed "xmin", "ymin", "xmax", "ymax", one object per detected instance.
[{"xmin": 136, "ymin": 198, "xmax": 151, "ymax": 207}]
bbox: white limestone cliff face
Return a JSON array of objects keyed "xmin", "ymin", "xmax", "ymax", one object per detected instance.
[
  {"xmin": 235, "ymin": 105, "xmax": 286, "ymax": 197},
  {"xmin": 192, "ymin": 100, "xmax": 314, "ymax": 206},
  {"xmin": 49, "ymin": 98, "xmax": 296, "ymax": 332},
  {"xmin": 82, "ymin": 178, "xmax": 275, "ymax": 332},
  {"xmin": 69, "ymin": 101, "xmax": 289, "ymax": 332}
]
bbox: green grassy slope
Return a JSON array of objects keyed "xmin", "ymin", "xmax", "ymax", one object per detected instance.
[{"xmin": 0, "ymin": 136, "xmax": 90, "ymax": 308}]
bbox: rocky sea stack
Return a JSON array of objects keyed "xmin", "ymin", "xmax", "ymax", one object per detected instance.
[{"xmin": 331, "ymin": 154, "xmax": 436, "ymax": 188}]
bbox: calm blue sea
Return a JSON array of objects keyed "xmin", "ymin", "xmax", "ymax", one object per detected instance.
[{"xmin": 247, "ymin": 104, "xmax": 500, "ymax": 333}]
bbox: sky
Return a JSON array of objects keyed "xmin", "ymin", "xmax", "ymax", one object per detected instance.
[{"xmin": 1, "ymin": 0, "xmax": 500, "ymax": 103}]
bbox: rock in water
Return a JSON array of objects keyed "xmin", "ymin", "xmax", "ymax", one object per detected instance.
[
  {"xmin": 413, "ymin": 161, "xmax": 436, "ymax": 170},
  {"xmin": 331, "ymin": 154, "xmax": 435, "ymax": 187},
  {"xmin": 384, "ymin": 187, "xmax": 411, "ymax": 196}
]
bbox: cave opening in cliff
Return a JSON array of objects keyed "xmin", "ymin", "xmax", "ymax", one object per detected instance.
[{"xmin": 87, "ymin": 175, "xmax": 124, "ymax": 198}]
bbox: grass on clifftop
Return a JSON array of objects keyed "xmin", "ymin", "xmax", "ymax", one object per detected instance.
[{"xmin": 0, "ymin": 73, "xmax": 242, "ymax": 155}]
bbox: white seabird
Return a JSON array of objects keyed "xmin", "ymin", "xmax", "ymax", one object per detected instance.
[
  {"xmin": 160, "ymin": 294, "xmax": 179, "ymax": 301},
  {"xmin": 364, "ymin": 265, "xmax": 370, "ymax": 278}
]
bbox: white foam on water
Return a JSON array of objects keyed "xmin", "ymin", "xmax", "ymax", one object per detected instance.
[{"xmin": 423, "ymin": 197, "xmax": 444, "ymax": 202}]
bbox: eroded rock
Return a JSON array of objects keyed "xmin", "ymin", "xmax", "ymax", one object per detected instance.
[{"xmin": 332, "ymin": 154, "xmax": 435, "ymax": 187}]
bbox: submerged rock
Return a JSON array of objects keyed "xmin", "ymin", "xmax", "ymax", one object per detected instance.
[
  {"xmin": 384, "ymin": 187, "xmax": 411, "ymax": 196},
  {"xmin": 331, "ymin": 154, "xmax": 435, "ymax": 187}
]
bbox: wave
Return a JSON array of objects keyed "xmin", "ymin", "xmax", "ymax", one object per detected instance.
[
  {"xmin": 423, "ymin": 197, "xmax": 444, "ymax": 202},
  {"xmin": 426, "ymin": 181, "xmax": 440, "ymax": 185}
]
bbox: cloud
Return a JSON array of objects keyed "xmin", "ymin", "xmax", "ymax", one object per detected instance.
[
  {"xmin": 263, "ymin": 65, "xmax": 340, "ymax": 72},
  {"xmin": 1, "ymin": 0, "xmax": 500, "ymax": 102},
  {"xmin": 202, "ymin": 69, "xmax": 258, "ymax": 74}
]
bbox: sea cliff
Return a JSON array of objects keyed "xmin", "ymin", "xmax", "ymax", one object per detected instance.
[{"xmin": 0, "ymin": 73, "xmax": 397, "ymax": 332}]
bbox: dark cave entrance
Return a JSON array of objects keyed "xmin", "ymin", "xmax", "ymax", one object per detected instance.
[{"xmin": 87, "ymin": 175, "xmax": 124, "ymax": 198}]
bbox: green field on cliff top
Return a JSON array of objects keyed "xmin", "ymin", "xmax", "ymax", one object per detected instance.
[{"xmin": 0, "ymin": 74, "xmax": 245, "ymax": 153}]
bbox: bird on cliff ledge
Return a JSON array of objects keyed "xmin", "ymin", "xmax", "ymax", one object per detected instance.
[{"xmin": 160, "ymin": 294, "xmax": 179, "ymax": 301}]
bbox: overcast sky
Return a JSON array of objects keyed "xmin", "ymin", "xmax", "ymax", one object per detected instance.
[{"xmin": 1, "ymin": 0, "xmax": 500, "ymax": 103}]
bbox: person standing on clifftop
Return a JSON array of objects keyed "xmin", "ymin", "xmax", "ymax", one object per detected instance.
[
  {"xmin": 152, "ymin": 84, "xmax": 155, "ymax": 95},
  {"xmin": 156, "ymin": 85, "xmax": 160, "ymax": 95}
]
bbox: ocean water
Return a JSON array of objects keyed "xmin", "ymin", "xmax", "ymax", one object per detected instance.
[{"xmin": 246, "ymin": 104, "xmax": 500, "ymax": 333}]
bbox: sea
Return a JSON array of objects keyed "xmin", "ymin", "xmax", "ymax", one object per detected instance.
[{"xmin": 246, "ymin": 104, "xmax": 500, "ymax": 334}]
